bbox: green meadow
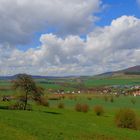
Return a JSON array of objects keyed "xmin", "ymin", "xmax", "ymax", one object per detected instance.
[
  {"xmin": 1, "ymin": 76, "xmax": 140, "ymax": 91},
  {"xmin": 0, "ymin": 94, "xmax": 140, "ymax": 140},
  {"xmin": 0, "ymin": 77, "xmax": 140, "ymax": 140},
  {"xmin": 84, "ymin": 77, "xmax": 140, "ymax": 87},
  {"xmin": 36, "ymin": 76, "xmax": 140, "ymax": 89}
]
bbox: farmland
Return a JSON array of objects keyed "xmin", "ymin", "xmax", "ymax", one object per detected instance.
[
  {"xmin": 37, "ymin": 75, "xmax": 140, "ymax": 90},
  {"xmin": 0, "ymin": 94, "xmax": 140, "ymax": 140},
  {"xmin": 1, "ymin": 75, "xmax": 140, "ymax": 91},
  {"xmin": 0, "ymin": 75, "xmax": 140, "ymax": 140}
]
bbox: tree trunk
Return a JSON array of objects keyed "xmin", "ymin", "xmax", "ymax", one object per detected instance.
[{"xmin": 24, "ymin": 92, "xmax": 28, "ymax": 110}]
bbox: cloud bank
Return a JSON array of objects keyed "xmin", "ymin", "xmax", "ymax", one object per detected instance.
[{"xmin": 0, "ymin": 15, "xmax": 140, "ymax": 76}]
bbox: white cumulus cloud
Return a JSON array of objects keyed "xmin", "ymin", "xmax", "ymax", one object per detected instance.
[{"xmin": 0, "ymin": 16, "xmax": 140, "ymax": 76}]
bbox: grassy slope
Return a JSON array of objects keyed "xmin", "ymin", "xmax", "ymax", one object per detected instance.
[
  {"xmin": 0, "ymin": 96, "xmax": 140, "ymax": 140},
  {"xmin": 37, "ymin": 75, "xmax": 140, "ymax": 89},
  {"xmin": 84, "ymin": 76, "xmax": 140, "ymax": 87},
  {"xmin": 0, "ymin": 77, "xmax": 140, "ymax": 139}
]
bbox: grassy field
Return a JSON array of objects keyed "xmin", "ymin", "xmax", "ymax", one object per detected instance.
[
  {"xmin": 0, "ymin": 94, "xmax": 140, "ymax": 140},
  {"xmin": 0, "ymin": 77, "xmax": 140, "ymax": 140},
  {"xmin": 1, "ymin": 76, "xmax": 140, "ymax": 91},
  {"xmin": 84, "ymin": 77, "xmax": 140, "ymax": 87},
  {"xmin": 37, "ymin": 76, "xmax": 140, "ymax": 89}
]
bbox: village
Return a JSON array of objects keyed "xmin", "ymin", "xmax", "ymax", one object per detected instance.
[{"xmin": 49, "ymin": 85, "xmax": 140, "ymax": 97}]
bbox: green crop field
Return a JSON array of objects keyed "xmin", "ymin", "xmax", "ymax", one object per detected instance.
[
  {"xmin": 0, "ymin": 94, "xmax": 140, "ymax": 140},
  {"xmin": 84, "ymin": 78, "xmax": 140, "ymax": 87},
  {"xmin": 1, "ymin": 76, "xmax": 140, "ymax": 91},
  {"xmin": 0, "ymin": 80, "xmax": 11, "ymax": 86},
  {"xmin": 36, "ymin": 76, "xmax": 140, "ymax": 89}
]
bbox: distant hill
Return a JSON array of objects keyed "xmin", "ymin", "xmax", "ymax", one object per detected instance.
[
  {"xmin": 0, "ymin": 74, "xmax": 80, "ymax": 80},
  {"xmin": 0, "ymin": 65, "xmax": 140, "ymax": 80},
  {"xmin": 121, "ymin": 65, "xmax": 140, "ymax": 75},
  {"xmin": 95, "ymin": 65, "xmax": 140, "ymax": 78}
]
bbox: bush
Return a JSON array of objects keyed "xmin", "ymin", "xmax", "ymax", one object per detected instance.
[
  {"xmin": 110, "ymin": 96, "xmax": 114, "ymax": 103},
  {"xmin": 75, "ymin": 103, "xmax": 82, "ymax": 112},
  {"xmin": 61, "ymin": 95, "xmax": 65, "ymax": 99},
  {"xmin": 58, "ymin": 102, "xmax": 64, "ymax": 109},
  {"xmin": 9, "ymin": 102, "xmax": 32, "ymax": 111},
  {"xmin": 115, "ymin": 108, "xmax": 138, "ymax": 130},
  {"xmin": 94, "ymin": 105, "xmax": 104, "ymax": 116},
  {"xmin": 131, "ymin": 98, "xmax": 136, "ymax": 105},
  {"xmin": 75, "ymin": 103, "xmax": 89, "ymax": 113},
  {"xmin": 87, "ymin": 97, "xmax": 92, "ymax": 100},
  {"xmin": 81, "ymin": 104, "xmax": 89, "ymax": 113},
  {"xmin": 39, "ymin": 97, "xmax": 49, "ymax": 107},
  {"xmin": 9, "ymin": 102, "xmax": 24, "ymax": 110}
]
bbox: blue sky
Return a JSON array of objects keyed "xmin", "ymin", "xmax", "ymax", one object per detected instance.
[
  {"xmin": 0, "ymin": 0, "xmax": 140, "ymax": 76},
  {"xmin": 19, "ymin": 0, "xmax": 140, "ymax": 51},
  {"xmin": 97, "ymin": 0, "xmax": 140, "ymax": 26}
]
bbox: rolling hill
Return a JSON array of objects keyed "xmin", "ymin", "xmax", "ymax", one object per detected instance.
[
  {"xmin": 0, "ymin": 65, "xmax": 140, "ymax": 80},
  {"xmin": 121, "ymin": 65, "xmax": 140, "ymax": 74},
  {"xmin": 95, "ymin": 65, "xmax": 140, "ymax": 78}
]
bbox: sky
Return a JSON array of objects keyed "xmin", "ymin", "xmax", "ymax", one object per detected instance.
[{"xmin": 0, "ymin": 0, "xmax": 140, "ymax": 76}]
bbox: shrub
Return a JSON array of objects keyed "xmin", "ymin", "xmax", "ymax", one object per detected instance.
[
  {"xmin": 87, "ymin": 96, "xmax": 92, "ymax": 100},
  {"xmin": 61, "ymin": 95, "xmax": 65, "ymax": 99},
  {"xmin": 131, "ymin": 98, "xmax": 136, "ymax": 105},
  {"xmin": 9, "ymin": 102, "xmax": 32, "ymax": 111},
  {"xmin": 9, "ymin": 102, "xmax": 23, "ymax": 110},
  {"xmin": 115, "ymin": 108, "xmax": 138, "ymax": 130},
  {"xmin": 39, "ymin": 97, "xmax": 49, "ymax": 107},
  {"xmin": 81, "ymin": 104, "xmax": 89, "ymax": 113},
  {"xmin": 58, "ymin": 102, "xmax": 64, "ymax": 109},
  {"xmin": 110, "ymin": 96, "xmax": 114, "ymax": 103},
  {"xmin": 94, "ymin": 105, "xmax": 104, "ymax": 116},
  {"xmin": 75, "ymin": 103, "xmax": 82, "ymax": 112}
]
